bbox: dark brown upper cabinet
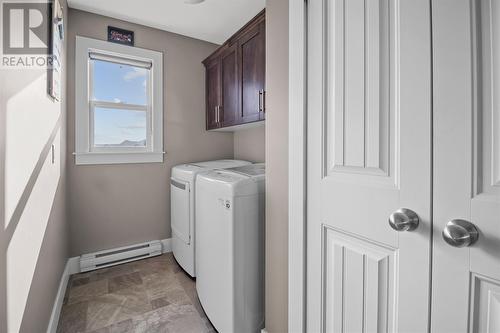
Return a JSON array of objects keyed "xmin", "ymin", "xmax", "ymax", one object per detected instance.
[
  {"xmin": 205, "ymin": 57, "xmax": 221, "ymax": 130},
  {"xmin": 240, "ymin": 19, "xmax": 265, "ymax": 124},
  {"xmin": 203, "ymin": 10, "xmax": 265, "ymax": 131},
  {"xmin": 220, "ymin": 44, "xmax": 239, "ymax": 127}
]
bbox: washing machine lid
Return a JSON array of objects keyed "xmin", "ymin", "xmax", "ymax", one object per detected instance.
[
  {"xmin": 172, "ymin": 160, "xmax": 251, "ymax": 180},
  {"xmin": 198, "ymin": 169, "xmax": 249, "ymax": 184},
  {"xmin": 197, "ymin": 164, "xmax": 265, "ymax": 197},
  {"xmin": 190, "ymin": 159, "xmax": 251, "ymax": 169},
  {"xmin": 226, "ymin": 163, "xmax": 265, "ymax": 177}
]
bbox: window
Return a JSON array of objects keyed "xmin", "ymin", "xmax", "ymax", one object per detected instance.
[{"xmin": 75, "ymin": 36, "xmax": 163, "ymax": 164}]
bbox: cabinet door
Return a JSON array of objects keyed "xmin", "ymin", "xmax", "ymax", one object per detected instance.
[
  {"xmin": 206, "ymin": 58, "xmax": 221, "ymax": 130},
  {"xmin": 239, "ymin": 20, "xmax": 265, "ymax": 124},
  {"xmin": 220, "ymin": 44, "xmax": 239, "ymax": 127}
]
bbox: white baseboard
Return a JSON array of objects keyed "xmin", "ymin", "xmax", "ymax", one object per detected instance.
[
  {"xmin": 47, "ymin": 238, "xmax": 172, "ymax": 333},
  {"xmin": 161, "ymin": 238, "xmax": 172, "ymax": 253},
  {"xmin": 46, "ymin": 256, "xmax": 78, "ymax": 333},
  {"xmin": 67, "ymin": 256, "xmax": 80, "ymax": 275}
]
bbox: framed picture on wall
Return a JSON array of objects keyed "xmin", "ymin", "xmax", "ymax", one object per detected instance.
[
  {"xmin": 108, "ymin": 26, "xmax": 134, "ymax": 46},
  {"xmin": 48, "ymin": 0, "xmax": 64, "ymax": 101}
]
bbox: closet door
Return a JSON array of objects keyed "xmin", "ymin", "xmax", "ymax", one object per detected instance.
[
  {"xmin": 220, "ymin": 44, "xmax": 239, "ymax": 127},
  {"xmin": 239, "ymin": 20, "xmax": 265, "ymax": 124},
  {"xmin": 432, "ymin": 0, "xmax": 500, "ymax": 331},
  {"xmin": 306, "ymin": 0, "xmax": 432, "ymax": 332},
  {"xmin": 206, "ymin": 58, "xmax": 221, "ymax": 130}
]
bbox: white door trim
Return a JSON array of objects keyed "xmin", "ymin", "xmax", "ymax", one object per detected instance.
[{"xmin": 288, "ymin": 0, "xmax": 307, "ymax": 332}]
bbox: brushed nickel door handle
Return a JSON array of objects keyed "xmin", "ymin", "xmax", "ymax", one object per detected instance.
[
  {"xmin": 442, "ymin": 219, "xmax": 479, "ymax": 247},
  {"xmin": 388, "ymin": 208, "xmax": 420, "ymax": 232}
]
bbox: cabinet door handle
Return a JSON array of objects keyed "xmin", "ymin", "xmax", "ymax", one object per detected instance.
[
  {"xmin": 258, "ymin": 90, "xmax": 263, "ymax": 113},
  {"xmin": 262, "ymin": 90, "xmax": 265, "ymax": 113},
  {"xmin": 215, "ymin": 106, "xmax": 218, "ymax": 123}
]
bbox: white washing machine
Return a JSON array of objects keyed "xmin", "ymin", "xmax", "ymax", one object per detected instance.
[
  {"xmin": 195, "ymin": 163, "xmax": 265, "ymax": 333},
  {"xmin": 170, "ymin": 160, "xmax": 251, "ymax": 277}
]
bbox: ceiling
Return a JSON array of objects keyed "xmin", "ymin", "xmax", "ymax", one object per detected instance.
[{"xmin": 67, "ymin": 0, "xmax": 266, "ymax": 45}]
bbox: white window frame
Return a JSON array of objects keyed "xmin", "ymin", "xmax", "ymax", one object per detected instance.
[{"xmin": 75, "ymin": 36, "xmax": 163, "ymax": 165}]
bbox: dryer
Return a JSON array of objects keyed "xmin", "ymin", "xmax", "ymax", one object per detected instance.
[
  {"xmin": 195, "ymin": 163, "xmax": 265, "ymax": 333},
  {"xmin": 170, "ymin": 160, "xmax": 251, "ymax": 277}
]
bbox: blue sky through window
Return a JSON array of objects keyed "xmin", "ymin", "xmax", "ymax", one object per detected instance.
[
  {"xmin": 92, "ymin": 59, "xmax": 148, "ymax": 105},
  {"xmin": 94, "ymin": 108, "xmax": 147, "ymax": 146},
  {"xmin": 91, "ymin": 58, "xmax": 149, "ymax": 147}
]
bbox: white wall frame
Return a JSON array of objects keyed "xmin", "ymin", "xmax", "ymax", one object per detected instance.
[
  {"xmin": 75, "ymin": 36, "xmax": 164, "ymax": 165},
  {"xmin": 289, "ymin": 0, "xmax": 307, "ymax": 332}
]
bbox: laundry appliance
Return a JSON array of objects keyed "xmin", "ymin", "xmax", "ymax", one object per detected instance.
[
  {"xmin": 195, "ymin": 163, "xmax": 265, "ymax": 333},
  {"xmin": 170, "ymin": 160, "xmax": 251, "ymax": 277}
]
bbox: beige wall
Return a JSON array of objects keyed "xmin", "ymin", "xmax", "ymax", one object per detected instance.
[
  {"xmin": 0, "ymin": 5, "xmax": 268, "ymax": 331},
  {"xmin": 234, "ymin": 125, "xmax": 266, "ymax": 162},
  {"xmin": 265, "ymin": 0, "xmax": 289, "ymax": 332},
  {"xmin": 67, "ymin": 9, "xmax": 235, "ymax": 256},
  {"xmin": 0, "ymin": 1, "xmax": 69, "ymax": 332}
]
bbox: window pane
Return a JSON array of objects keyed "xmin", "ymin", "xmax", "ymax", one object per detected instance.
[
  {"xmin": 92, "ymin": 59, "xmax": 148, "ymax": 105},
  {"xmin": 94, "ymin": 108, "xmax": 147, "ymax": 147}
]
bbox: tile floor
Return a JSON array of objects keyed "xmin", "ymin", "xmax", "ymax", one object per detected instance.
[{"xmin": 56, "ymin": 253, "xmax": 216, "ymax": 333}]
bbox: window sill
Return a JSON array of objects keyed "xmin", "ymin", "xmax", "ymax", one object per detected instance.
[{"xmin": 74, "ymin": 151, "xmax": 164, "ymax": 165}]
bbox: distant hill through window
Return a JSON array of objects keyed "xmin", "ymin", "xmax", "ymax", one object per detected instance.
[{"xmin": 95, "ymin": 139, "xmax": 146, "ymax": 147}]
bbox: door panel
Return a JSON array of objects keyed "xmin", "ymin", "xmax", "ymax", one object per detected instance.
[
  {"xmin": 470, "ymin": 0, "xmax": 500, "ymax": 282},
  {"xmin": 324, "ymin": 228, "xmax": 396, "ymax": 333},
  {"xmin": 330, "ymin": 0, "xmax": 391, "ymax": 171},
  {"xmin": 307, "ymin": 0, "xmax": 432, "ymax": 332},
  {"xmin": 327, "ymin": 0, "xmax": 393, "ymax": 184},
  {"xmin": 470, "ymin": 274, "xmax": 500, "ymax": 332},
  {"xmin": 221, "ymin": 45, "xmax": 239, "ymax": 127},
  {"xmin": 206, "ymin": 59, "xmax": 220, "ymax": 130},
  {"xmin": 432, "ymin": 0, "xmax": 500, "ymax": 331},
  {"xmin": 240, "ymin": 22, "xmax": 265, "ymax": 123}
]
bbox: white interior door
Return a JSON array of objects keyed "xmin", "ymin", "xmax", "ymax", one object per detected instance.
[
  {"xmin": 432, "ymin": 0, "xmax": 500, "ymax": 331},
  {"xmin": 306, "ymin": 0, "xmax": 433, "ymax": 332}
]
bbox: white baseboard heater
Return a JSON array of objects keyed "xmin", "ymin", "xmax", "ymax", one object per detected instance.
[{"xmin": 80, "ymin": 240, "xmax": 162, "ymax": 272}]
